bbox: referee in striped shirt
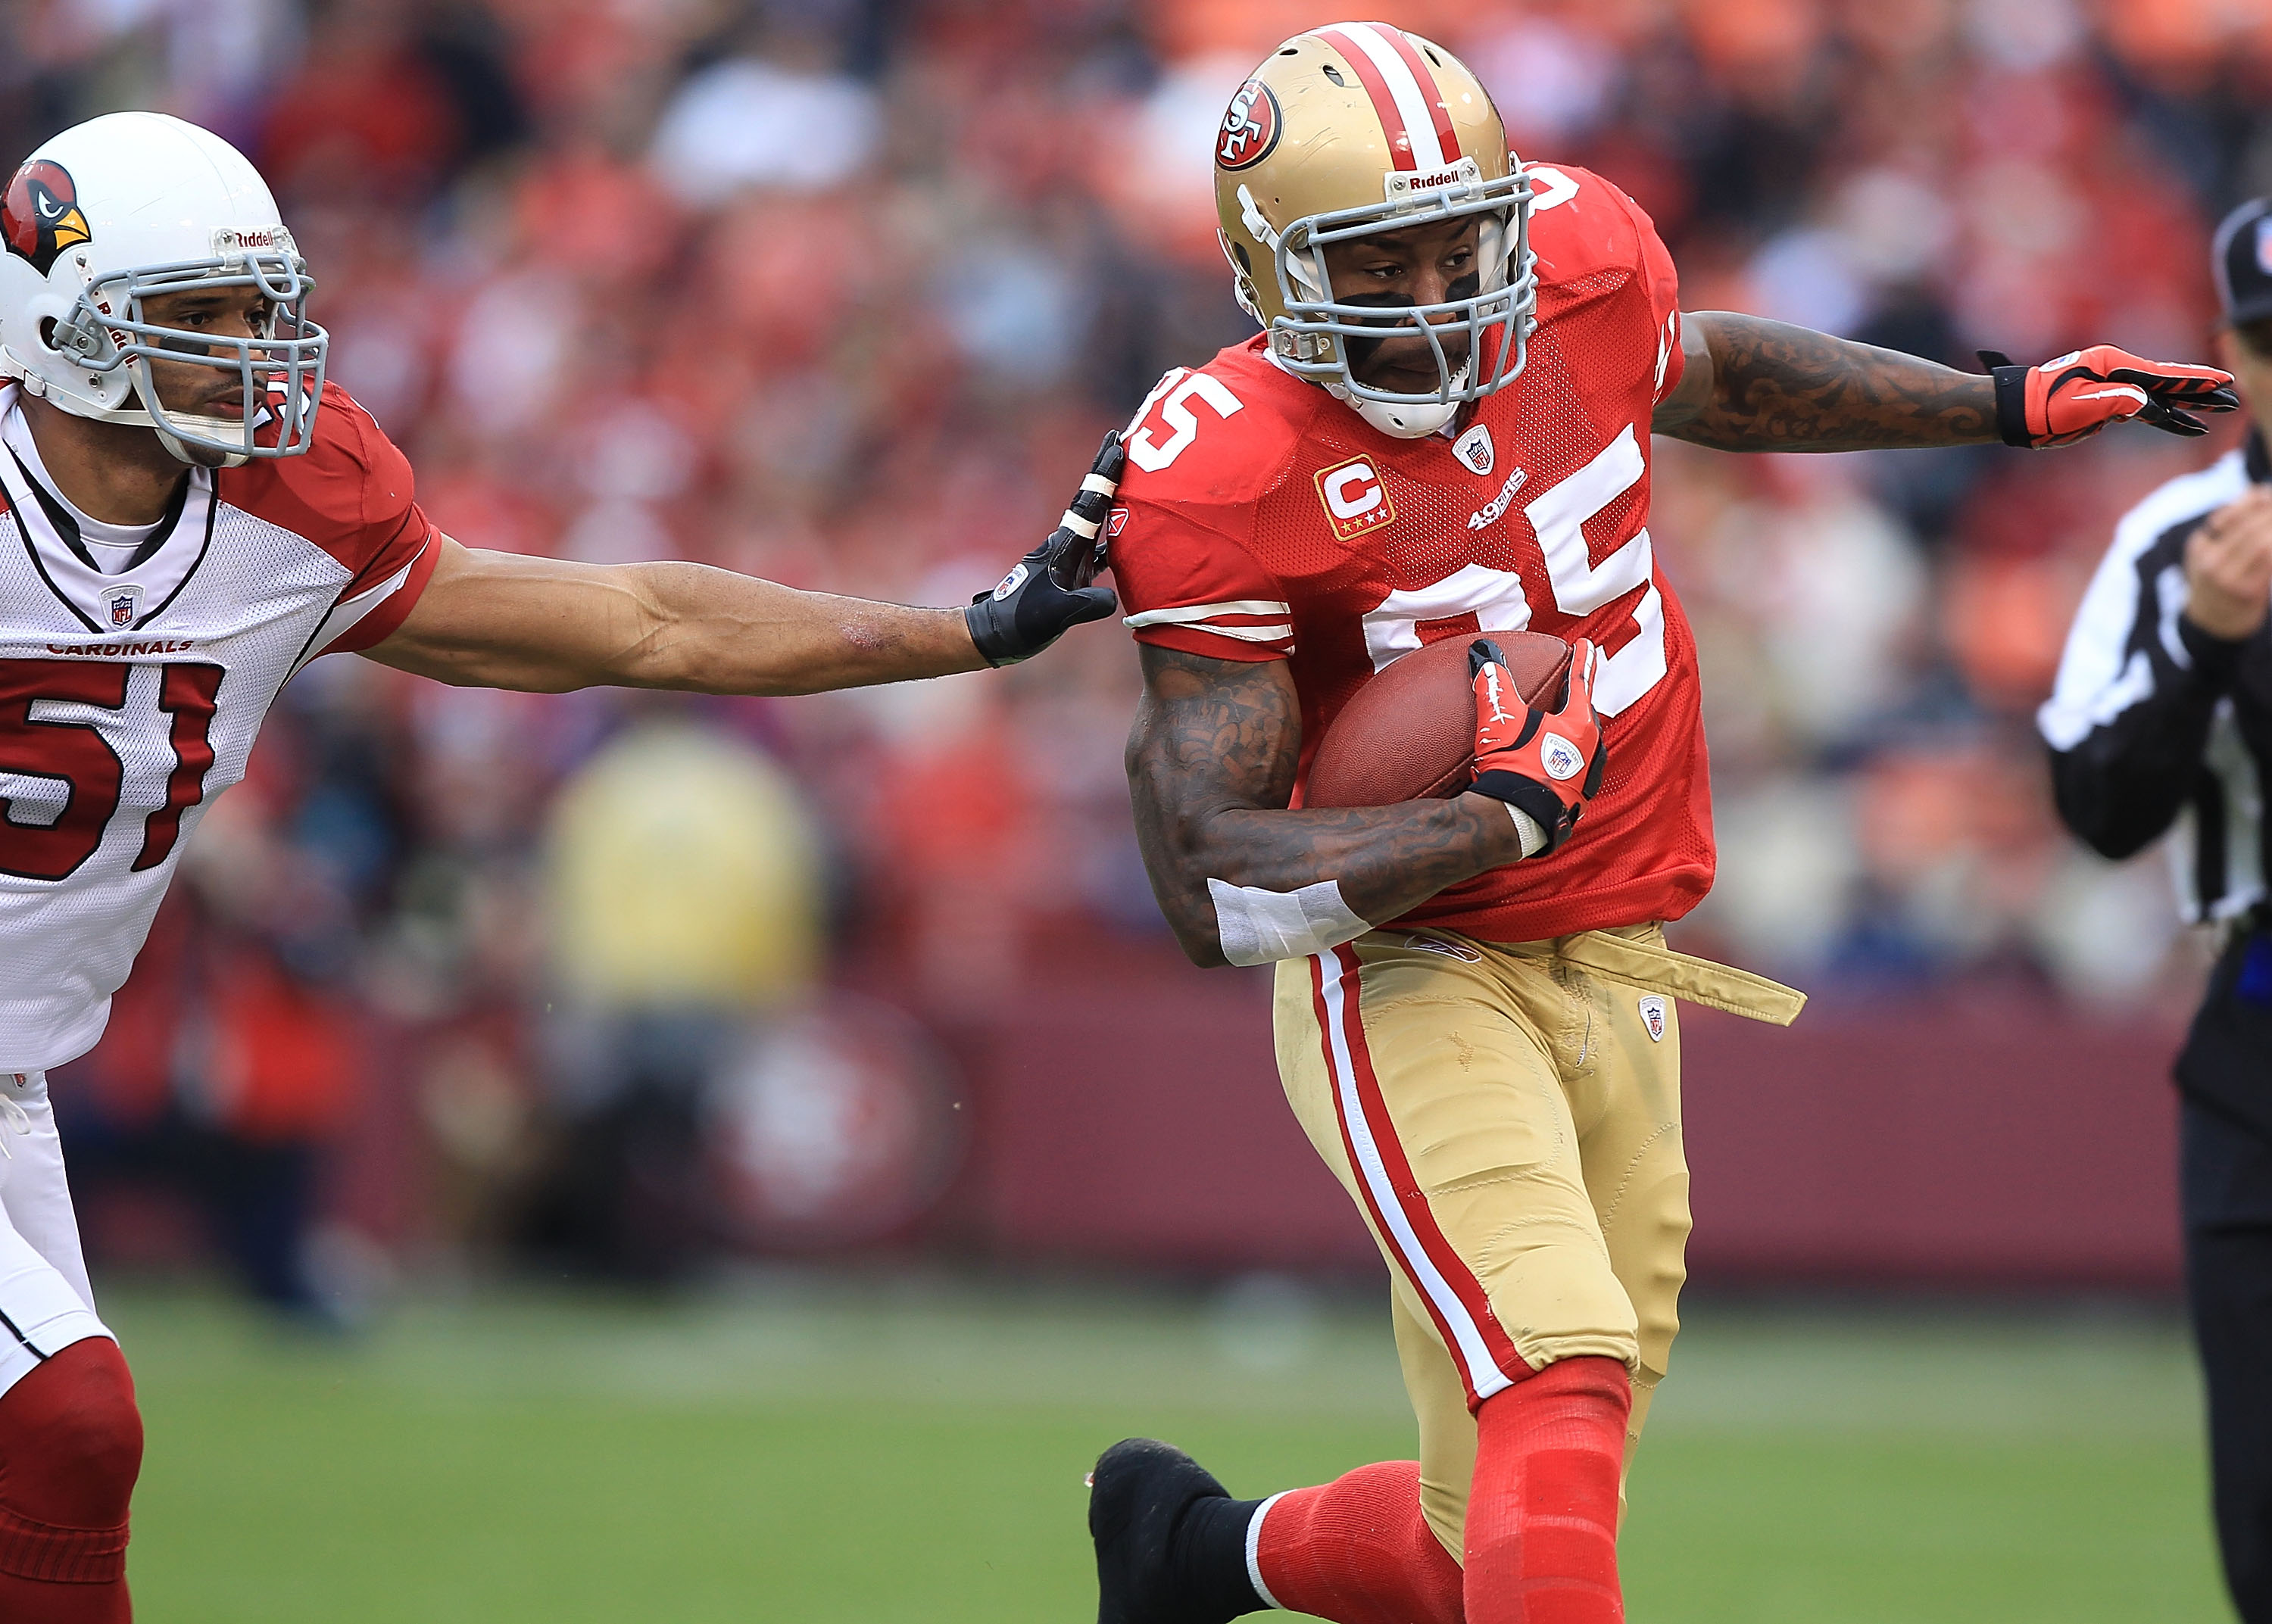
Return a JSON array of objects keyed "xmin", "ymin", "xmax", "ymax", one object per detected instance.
[{"xmin": 2041, "ymin": 197, "xmax": 2272, "ymax": 1624}]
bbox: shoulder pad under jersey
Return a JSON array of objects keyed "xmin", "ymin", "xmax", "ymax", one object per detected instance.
[
  {"xmin": 226, "ymin": 382, "xmax": 418, "ymax": 569},
  {"xmin": 1116, "ymin": 343, "xmax": 1322, "ymax": 519},
  {"xmin": 1521, "ymin": 163, "xmax": 1657, "ymax": 287}
]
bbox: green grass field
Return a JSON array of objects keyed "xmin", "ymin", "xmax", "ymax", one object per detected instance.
[{"xmin": 108, "ymin": 1274, "xmax": 2231, "ymax": 1622}]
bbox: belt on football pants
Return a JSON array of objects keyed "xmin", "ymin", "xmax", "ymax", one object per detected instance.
[{"xmin": 1546, "ymin": 930, "xmax": 1806, "ymax": 1027}]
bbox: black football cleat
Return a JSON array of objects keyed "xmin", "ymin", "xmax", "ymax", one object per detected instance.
[{"xmin": 1089, "ymin": 1438, "xmax": 1265, "ymax": 1624}]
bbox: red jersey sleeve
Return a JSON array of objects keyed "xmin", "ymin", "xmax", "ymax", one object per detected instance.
[
  {"xmin": 239, "ymin": 384, "xmax": 438, "ymax": 656},
  {"xmin": 1611, "ymin": 182, "xmax": 1685, "ymax": 406},
  {"xmin": 1107, "ymin": 358, "xmax": 1303, "ymax": 663},
  {"xmin": 323, "ymin": 389, "xmax": 438, "ymax": 653},
  {"xmin": 1109, "ymin": 497, "xmax": 1294, "ymax": 662}
]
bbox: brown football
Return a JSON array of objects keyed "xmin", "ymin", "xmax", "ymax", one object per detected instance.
[{"xmin": 1303, "ymin": 631, "xmax": 1572, "ymax": 808}]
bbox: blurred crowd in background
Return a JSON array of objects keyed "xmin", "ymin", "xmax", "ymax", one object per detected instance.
[{"xmin": 8, "ymin": 0, "xmax": 2271, "ymax": 1307}]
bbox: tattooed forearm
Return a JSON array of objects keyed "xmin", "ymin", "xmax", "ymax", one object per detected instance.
[
  {"xmin": 1652, "ymin": 311, "xmax": 1999, "ymax": 452},
  {"xmin": 1126, "ymin": 646, "xmax": 1524, "ymax": 967}
]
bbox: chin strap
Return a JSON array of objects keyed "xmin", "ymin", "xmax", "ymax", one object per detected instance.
[
  {"xmin": 153, "ymin": 422, "xmax": 247, "ymax": 469},
  {"xmin": 1328, "ymin": 383, "xmax": 1461, "ymax": 438},
  {"xmin": 1324, "ymin": 360, "xmax": 1473, "ymax": 439},
  {"xmin": 8, "ymin": 372, "xmax": 242, "ymax": 465}
]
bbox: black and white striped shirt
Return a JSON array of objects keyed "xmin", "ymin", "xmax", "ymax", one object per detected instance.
[{"xmin": 2039, "ymin": 434, "xmax": 2272, "ymax": 924}]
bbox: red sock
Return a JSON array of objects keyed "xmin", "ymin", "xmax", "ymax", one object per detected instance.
[
  {"xmin": 1253, "ymin": 1459, "xmax": 1465, "ymax": 1624},
  {"xmin": 1462, "ymin": 1356, "xmax": 1630, "ymax": 1624},
  {"xmin": 0, "ymin": 1338, "xmax": 143, "ymax": 1624}
]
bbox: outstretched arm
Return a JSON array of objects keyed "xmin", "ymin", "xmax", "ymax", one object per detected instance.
[
  {"xmin": 364, "ymin": 435, "xmax": 1126, "ymax": 694},
  {"xmin": 1128, "ymin": 647, "xmax": 1525, "ymax": 968},
  {"xmin": 364, "ymin": 538, "xmax": 989, "ymax": 694},
  {"xmin": 1650, "ymin": 313, "xmax": 1996, "ymax": 451},
  {"xmin": 1652, "ymin": 312, "xmax": 2236, "ymax": 452}
]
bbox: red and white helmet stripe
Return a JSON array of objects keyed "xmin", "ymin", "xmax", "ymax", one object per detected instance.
[{"xmin": 1315, "ymin": 22, "xmax": 1464, "ymax": 173}]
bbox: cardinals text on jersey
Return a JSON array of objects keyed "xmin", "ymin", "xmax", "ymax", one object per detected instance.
[
  {"xmin": 0, "ymin": 380, "xmax": 435, "ymax": 1070},
  {"xmin": 1108, "ymin": 165, "xmax": 1713, "ymax": 944}
]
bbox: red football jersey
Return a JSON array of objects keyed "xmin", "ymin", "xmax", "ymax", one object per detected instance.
[{"xmin": 1107, "ymin": 164, "xmax": 1712, "ymax": 944}]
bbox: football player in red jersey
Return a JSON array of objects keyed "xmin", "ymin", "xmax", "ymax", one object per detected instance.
[
  {"xmin": 1088, "ymin": 23, "xmax": 2237, "ymax": 1624},
  {"xmin": 0, "ymin": 111, "xmax": 1119, "ymax": 1623}
]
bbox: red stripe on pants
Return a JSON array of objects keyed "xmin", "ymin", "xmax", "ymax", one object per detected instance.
[{"xmin": 1312, "ymin": 946, "xmax": 1528, "ymax": 1405}]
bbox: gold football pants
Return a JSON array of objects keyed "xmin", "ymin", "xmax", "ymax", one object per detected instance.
[{"xmin": 1272, "ymin": 923, "xmax": 1801, "ymax": 1559}]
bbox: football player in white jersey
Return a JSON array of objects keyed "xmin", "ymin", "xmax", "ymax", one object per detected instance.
[{"xmin": 0, "ymin": 111, "xmax": 1121, "ymax": 1621}]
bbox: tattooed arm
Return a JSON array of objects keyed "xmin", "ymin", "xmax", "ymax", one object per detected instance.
[
  {"xmin": 1651, "ymin": 311, "xmax": 1999, "ymax": 452},
  {"xmin": 1127, "ymin": 645, "xmax": 1524, "ymax": 968}
]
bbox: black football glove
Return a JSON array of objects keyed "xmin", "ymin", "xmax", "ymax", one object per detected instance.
[{"xmin": 965, "ymin": 432, "xmax": 1124, "ymax": 666}]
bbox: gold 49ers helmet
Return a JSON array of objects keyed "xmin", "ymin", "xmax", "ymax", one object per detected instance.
[{"xmin": 1214, "ymin": 22, "xmax": 1534, "ymax": 438}]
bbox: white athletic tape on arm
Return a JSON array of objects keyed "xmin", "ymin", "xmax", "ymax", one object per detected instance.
[
  {"xmin": 1506, "ymin": 800, "xmax": 1549, "ymax": 858},
  {"xmin": 1246, "ymin": 1490, "xmax": 1290, "ymax": 1610},
  {"xmin": 1059, "ymin": 509, "xmax": 1101, "ymax": 539},
  {"xmin": 1208, "ymin": 878, "xmax": 1371, "ymax": 967},
  {"xmin": 1079, "ymin": 472, "xmax": 1116, "ymax": 496}
]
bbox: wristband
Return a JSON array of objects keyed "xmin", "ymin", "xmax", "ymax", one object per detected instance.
[
  {"xmin": 1980, "ymin": 353, "xmax": 2033, "ymax": 447},
  {"xmin": 1504, "ymin": 799, "xmax": 1549, "ymax": 859}
]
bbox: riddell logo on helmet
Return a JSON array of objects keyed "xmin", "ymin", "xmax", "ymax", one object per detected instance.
[
  {"xmin": 1315, "ymin": 457, "xmax": 1395, "ymax": 541},
  {"xmin": 1217, "ymin": 80, "xmax": 1282, "ymax": 172},
  {"xmin": 2, "ymin": 160, "xmax": 90, "ymax": 277},
  {"xmin": 1384, "ymin": 157, "xmax": 1483, "ymax": 203},
  {"xmin": 212, "ymin": 226, "xmax": 289, "ymax": 255}
]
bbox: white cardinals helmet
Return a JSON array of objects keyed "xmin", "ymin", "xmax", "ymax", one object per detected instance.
[{"xmin": 0, "ymin": 111, "xmax": 326, "ymax": 467}]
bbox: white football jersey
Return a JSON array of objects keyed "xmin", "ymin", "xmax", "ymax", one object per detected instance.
[{"xmin": 0, "ymin": 381, "xmax": 435, "ymax": 1070}]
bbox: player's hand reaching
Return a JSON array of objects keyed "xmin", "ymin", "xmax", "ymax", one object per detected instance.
[
  {"xmin": 1465, "ymin": 637, "xmax": 1607, "ymax": 857},
  {"xmin": 1979, "ymin": 346, "xmax": 2239, "ymax": 448},
  {"xmin": 964, "ymin": 432, "xmax": 1125, "ymax": 666}
]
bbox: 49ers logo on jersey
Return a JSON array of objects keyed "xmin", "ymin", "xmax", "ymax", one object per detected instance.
[
  {"xmin": 2, "ymin": 160, "xmax": 90, "ymax": 277},
  {"xmin": 1217, "ymin": 81, "xmax": 1282, "ymax": 171},
  {"xmin": 1314, "ymin": 456, "xmax": 1395, "ymax": 540}
]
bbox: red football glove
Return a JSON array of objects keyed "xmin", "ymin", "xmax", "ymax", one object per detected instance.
[
  {"xmin": 1980, "ymin": 346, "xmax": 2238, "ymax": 448},
  {"xmin": 1466, "ymin": 637, "xmax": 1606, "ymax": 856}
]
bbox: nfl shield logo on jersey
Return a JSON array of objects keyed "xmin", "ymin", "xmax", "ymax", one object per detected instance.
[
  {"xmin": 1452, "ymin": 423, "xmax": 1494, "ymax": 477},
  {"xmin": 1637, "ymin": 995, "xmax": 1667, "ymax": 1043},
  {"xmin": 106, "ymin": 585, "xmax": 141, "ymax": 628}
]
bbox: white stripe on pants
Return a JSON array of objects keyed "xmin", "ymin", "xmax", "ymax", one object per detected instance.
[{"xmin": 0, "ymin": 1071, "xmax": 113, "ymax": 1398}]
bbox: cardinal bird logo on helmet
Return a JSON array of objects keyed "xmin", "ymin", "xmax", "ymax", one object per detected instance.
[{"xmin": 2, "ymin": 161, "xmax": 91, "ymax": 277}]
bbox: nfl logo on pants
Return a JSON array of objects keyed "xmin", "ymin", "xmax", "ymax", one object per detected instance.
[{"xmin": 1638, "ymin": 996, "xmax": 1667, "ymax": 1042}]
